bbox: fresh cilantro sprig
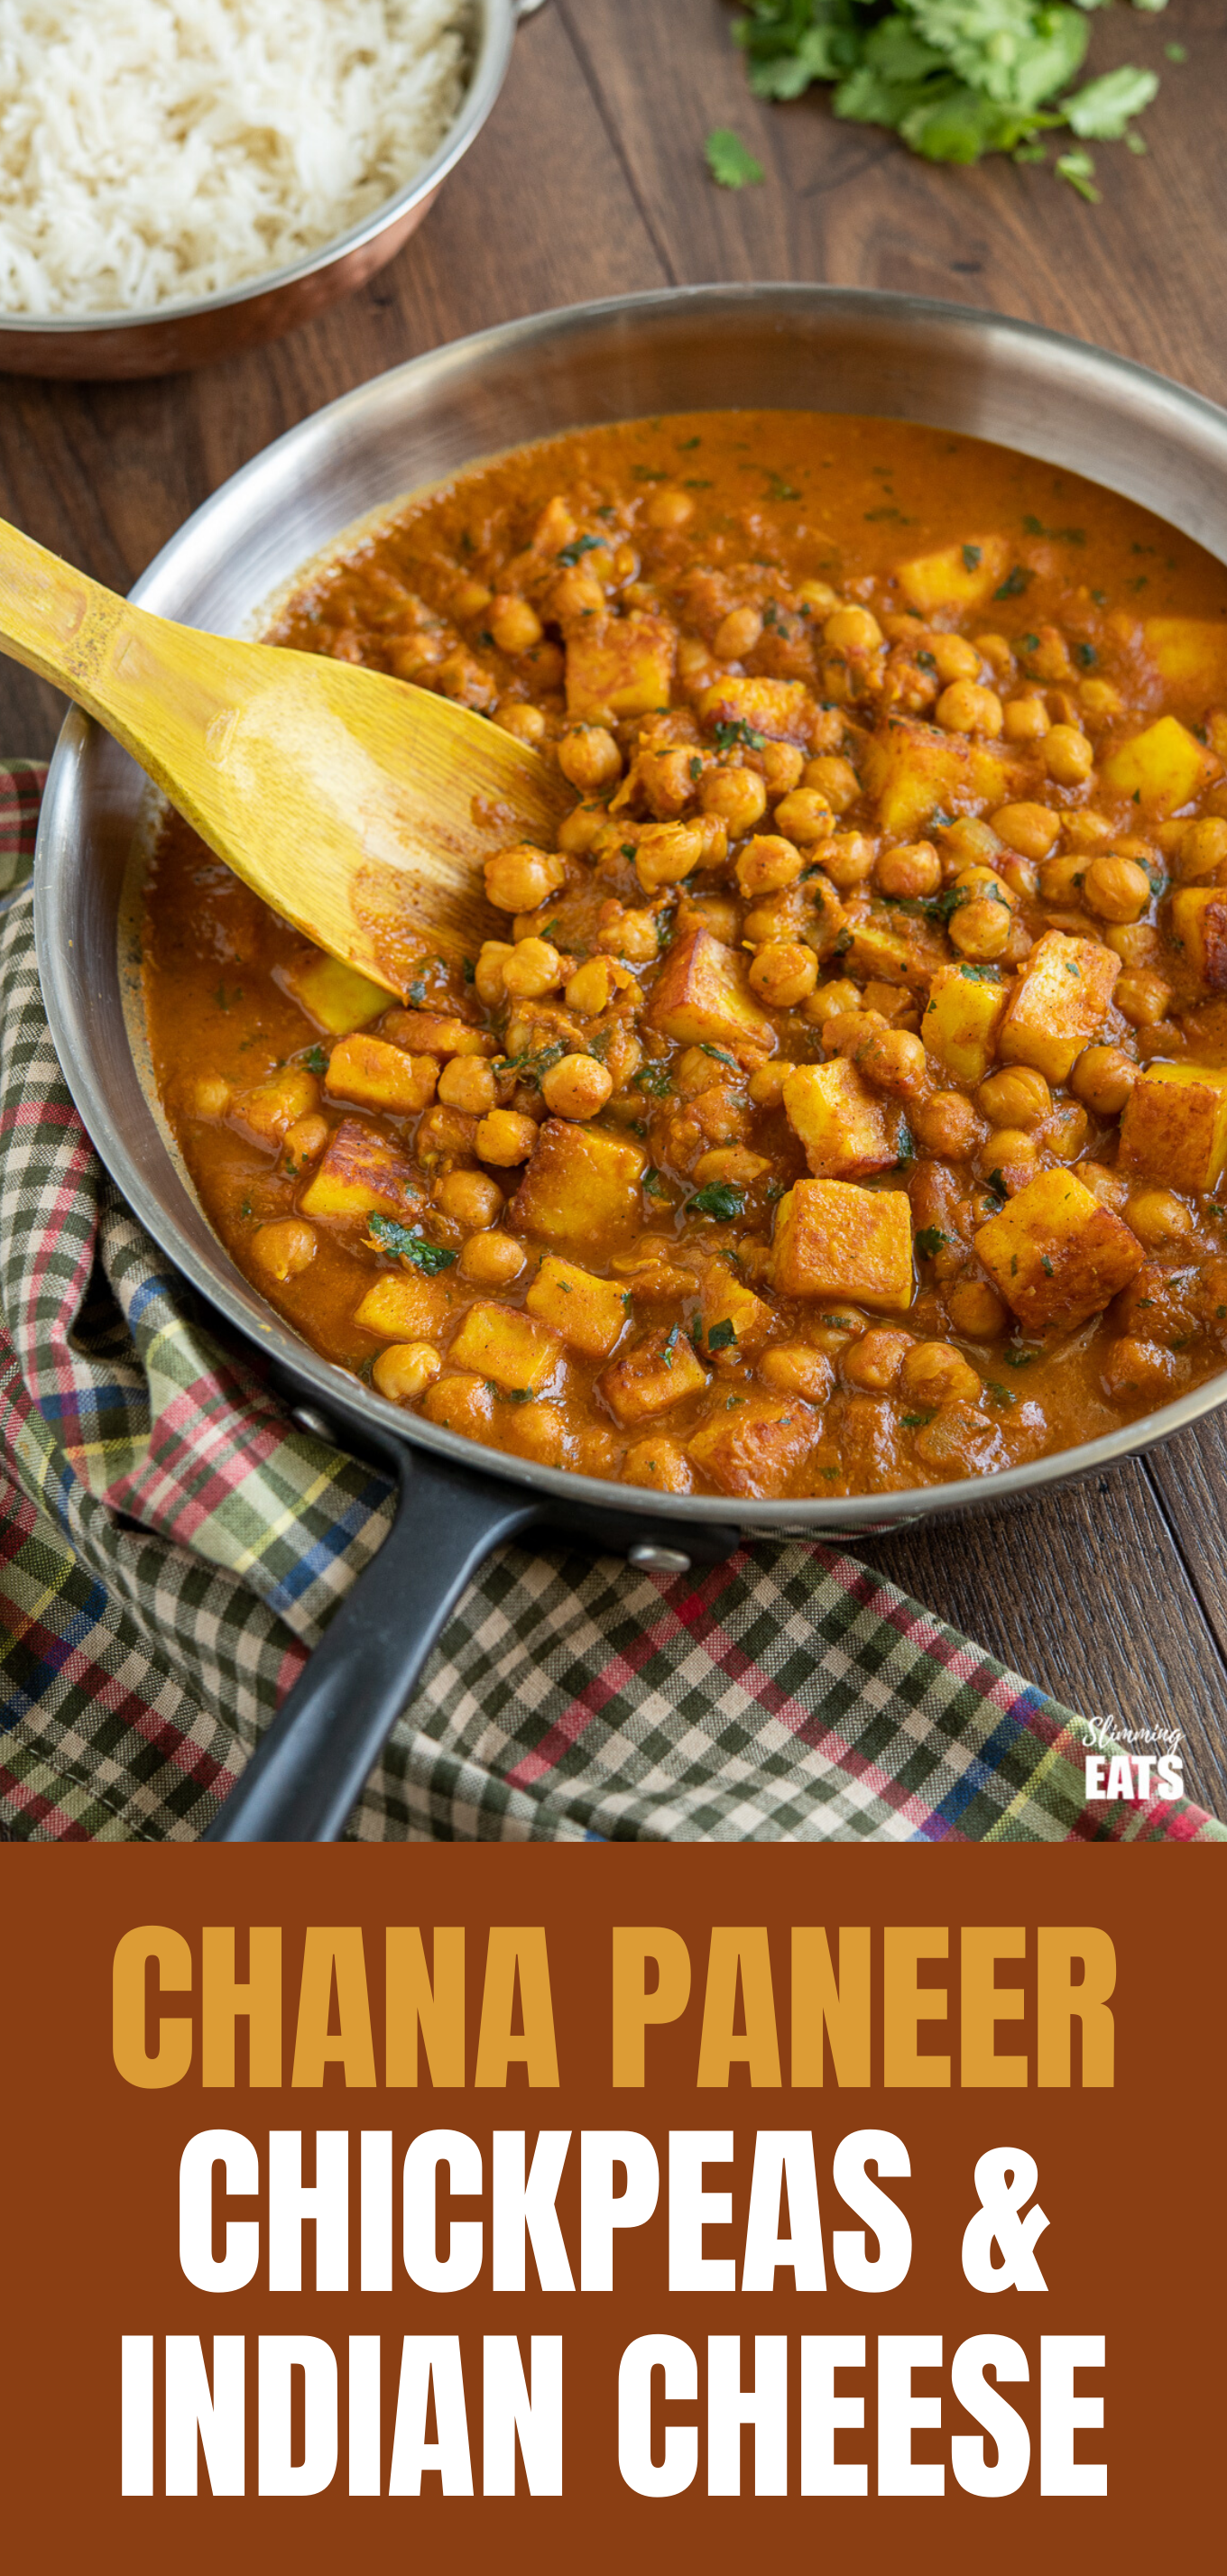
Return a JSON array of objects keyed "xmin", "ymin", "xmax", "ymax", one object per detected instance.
[
  {"xmin": 706, "ymin": 126, "xmax": 766, "ymax": 188},
  {"xmin": 722, "ymin": 2, "xmax": 1167, "ymax": 180},
  {"xmin": 367, "ymin": 1214, "xmax": 457, "ymax": 1274}
]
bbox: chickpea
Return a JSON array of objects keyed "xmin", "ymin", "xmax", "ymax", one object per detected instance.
[
  {"xmin": 876, "ymin": 841, "xmax": 941, "ymax": 898},
  {"xmin": 699, "ymin": 764, "xmax": 768, "ymax": 833},
  {"xmin": 475, "ymin": 1109, "xmax": 539, "ymax": 1164},
  {"xmin": 637, "ymin": 745, "xmax": 697, "ymax": 816},
  {"xmin": 807, "ymin": 976, "xmax": 862, "ymax": 1024},
  {"xmin": 1002, "ymin": 695, "xmax": 1050, "ymax": 743},
  {"xmin": 771, "ymin": 788, "xmax": 835, "ymax": 846},
  {"xmin": 743, "ymin": 896, "xmax": 800, "ymax": 947},
  {"xmin": 284, "ymin": 1113, "xmax": 328, "ymax": 1164},
  {"xmin": 599, "ymin": 906, "xmax": 660, "ymax": 963},
  {"xmin": 434, "ymin": 1168, "xmax": 503, "ymax": 1229},
  {"xmin": 251, "ymin": 1219, "xmax": 317, "ymax": 1283},
  {"xmin": 714, "ymin": 604, "xmax": 763, "ymax": 661},
  {"xmin": 558, "ymin": 725, "xmax": 623, "ymax": 794},
  {"xmin": 803, "ymin": 755, "xmax": 859, "ymax": 813},
  {"xmin": 946, "ymin": 1278, "xmax": 1007, "ymax": 1339},
  {"xmin": 1043, "ymin": 723, "xmax": 1094, "ymax": 787},
  {"xmin": 556, "ymin": 803, "xmax": 605, "ymax": 857},
  {"xmin": 981, "ymin": 1127, "xmax": 1038, "ymax": 1183},
  {"xmin": 825, "ymin": 604, "xmax": 883, "ymax": 657},
  {"xmin": 899, "ymin": 1341, "xmax": 982, "ymax": 1407},
  {"xmin": 1174, "ymin": 816, "xmax": 1227, "ymax": 882},
  {"xmin": 682, "ymin": 893, "xmax": 740, "ymax": 943},
  {"xmin": 856, "ymin": 1028, "xmax": 927, "ymax": 1096},
  {"xmin": 1115, "ymin": 969, "xmax": 1173, "ymax": 1027},
  {"xmin": 936, "ymin": 680, "xmax": 1004, "ymax": 736},
  {"xmin": 621, "ymin": 1438, "xmax": 694, "ymax": 1494},
  {"xmin": 939, "ymin": 819, "xmax": 1001, "ymax": 873},
  {"xmin": 949, "ymin": 894, "xmax": 1010, "ymax": 961},
  {"xmin": 438, "ymin": 1055, "xmax": 497, "ymax": 1114},
  {"xmin": 843, "ymin": 1328, "xmax": 914, "ymax": 1392},
  {"xmin": 1078, "ymin": 678, "xmax": 1124, "ymax": 726},
  {"xmin": 761, "ymin": 742, "xmax": 806, "ymax": 799},
  {"xmin": 1126, "ymin": 1189, "xmax": 1193, "ymax": 1248},
  {"xmin": 694, "ymin": 1146, "xmax": 770, "ymax": 1188},
  {"xmin": 501, "ymin": 938, "xmax": 565, "ymax": 1000},
  {"xmin": 1078, "ymin": 1162, "xmax": 1130, "ymax": 1212},
  {"xmin": 551, "ymin": 566, "xmax": 604, "ymax": 621},
  {"xmin": 955, "ymin": 860, "xmax": 1016, "ymax": 911},
  {"xmin": 540, "ymin": 1053, "xmax": 614, "ymax": 1118},
  {"xmin": 634, "ymin": 820, "xmax": 705, "ymax": 894},
  {"xmin": 912, "ymin": 1090, "xmax": 984, "ymax": 1159},
  {"xmin": 504, "ymin": 1402, "xmax": 567, "ymax": 1467},
  {"xmin": 190, "ymin": 1075, "xmax": 232, "ymax": 1118},
  {"xmin": 372, "ymin": 1341, "xmax": 443, "ymax": 1405},
  {"xmin": 459, "ymin": 1231, "xmax": 527, "ymax": 1286},
  {"xmin": 748, "ymin": 942, "xmax": 819, "ymax": 1007},
  {"xmin": 565, "ymin": 957, "xmax": 615, "ymax": 1015},
  {"xmin": 926, "ymin": 633, "xmax": 979, "ymax": 685},
  {"xmin": 646, "ymin": 487, "xmax": 694, "ymax": 529},
  {"xmin": 973, "ymin": 633, "xmax": 1015, "ymax": 679},
  {"xmin": 421, "ymin": 1372, "xmax": 494, "ymax": 1437},
  {"xmin": 1063, "ymin": 810, "xmax": 1114, "ymax": 851},
  {"xmin": 1044, "ymin": 1103, "xmax": 1089, "ymax": 1163},
  {"xmin": 816, "ymin": 831, "xmax": 875, "ymax": 890},
  {"xmin": 488, "ymin": 593, "xmax": 543, "ymax": 657},
  {"xmin": 991, "ymin": 802, "xmax": 1062, "ymax": 860},
  {"xmin": 975, "ymin": 1068, "xmax": 1051, "ymax": 1130},
  {"xmin": 996, "ymin": 853, "xmax": 1039, "ymax": 902},
  {"xmin": 735, "ymin": 834, "xmax": 802, "ymax": 898},
  {"xmin": 1037, "ymin": 854, "xmax": 1089, "ymax": 906},
  {"xmin": 497, "ymin": 702, "xmax": 548, "ymax": 747},
  {"xmin": 747, "ymin": 1063, "xmax": 790, "ymax": 1108},
  {"xmin": 1084, "ymin": 853, "xmax": 1151, "ymax": 924},
  {"xmin": 759, "ymin": 1345, "xmax": 835, "ymax": 1403},
  {"xmin": 798, "ymin": 580, "xmax": 840, "ymax": 617},
  {"xmin": 484, "ymin": 843, "xmax": 566, "ymax": 915},
  {"xmin": 1102, "ymin": 923, "xmax": 1161, "ymax": 968}
]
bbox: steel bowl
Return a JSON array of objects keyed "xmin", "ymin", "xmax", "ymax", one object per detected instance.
[
  {"xmin": 0, "ymin": 0, "xmax": 544, "ymax": 381},
  {"xmin": 32, "ymin": 283, "xmax": 1227, "ymax": 1836}
]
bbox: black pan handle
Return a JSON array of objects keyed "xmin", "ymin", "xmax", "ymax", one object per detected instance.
[{"xmin": 202, "ymin": 1447, "xmax": 546, "ymax": 1843}]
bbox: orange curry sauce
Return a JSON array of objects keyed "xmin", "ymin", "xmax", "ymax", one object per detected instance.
[{"xmin": 143, "ymin": 411, "xmax": 1227, "ymax": 1503}]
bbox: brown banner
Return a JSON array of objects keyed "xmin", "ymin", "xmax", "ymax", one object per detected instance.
[{"xmin": 3, "ymin": 1843, "xmax": 1221, "ymax": 2574}]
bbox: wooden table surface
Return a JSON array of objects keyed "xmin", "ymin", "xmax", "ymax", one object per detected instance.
[{"xmin": 3, "ymin": 0, "xmax": 1225, "ymax": 1818}]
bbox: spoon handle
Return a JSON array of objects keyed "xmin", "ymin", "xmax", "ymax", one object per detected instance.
[{"xmin": 0, "ymin": 514, "xmax": 234, "ymax": 770}]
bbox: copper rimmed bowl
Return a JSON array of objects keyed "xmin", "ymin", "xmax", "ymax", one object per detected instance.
[
  {"xmin": 0, "ymin": 0, "xmax": 541, "ymax": 380},
  {"xmin": 32, "ymin": 283, "xmax": 1227, "ymax": 1837}
]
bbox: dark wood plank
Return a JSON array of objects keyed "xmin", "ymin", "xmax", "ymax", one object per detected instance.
[{"xmin": 1, "ymin": 0, "xmax": 1224, "ymax": 1813}]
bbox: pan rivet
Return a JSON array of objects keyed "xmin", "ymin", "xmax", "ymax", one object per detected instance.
[
  {"xmin": 291, "ymin": 1405, "xmax": 335, "ymax": 1442},
  {"xmin": 628, "ymin": 1542, "xmax": 691, "ymax": 1575}
]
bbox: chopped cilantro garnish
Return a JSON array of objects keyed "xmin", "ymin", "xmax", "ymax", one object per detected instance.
[
  {"xmin": 301, "ymin": 1044, "xmax": 329, "ymax": 1076},
  {"xmin": 556, "ymin": 534, "xmax": 604, "ymax": 566},
  {"xmin": 707, "ymin": 1319, "xmax": 739, "ymax": 1353},
  {"xmin": 705, "ymin": 127, "xmax": 764, "ymax": 189},
  {"xmin": 994, "ymin": 566, "xmax": 1032, "ymax": 602},
  {"xmin": 962, "ymin": 543, "xmax": 982, "ymax": 572},
  {"xmin": 686, "ymin": 1182, "xmax": 747, "ymax": 1220},
  {"xmin": 915, "ymin": 1226, "xmax": 949, "ymax": 1260},
  {"xmin": 699, "ymin": 1043, "xmax": 740, "ymax": 1070},
  {"xmin": 367, "ymin": 1215, "xmax": 457, "ymax": 1274},
  {"xmin": 713, "ymin": 718, "xmax": 766, "ymax": 752},
  {"xmin": 642, "ymin": 1167, "xmax": 671, "ymax": 1199},
  {"xmin": 660, "ymin": 1324, "xmax": 682, "ymax": 1368}
]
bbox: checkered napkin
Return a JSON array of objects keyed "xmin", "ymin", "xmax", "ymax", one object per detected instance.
[{"xmin": 0, "ymin": 763, "xmax": 1219, "ymax": 1845}]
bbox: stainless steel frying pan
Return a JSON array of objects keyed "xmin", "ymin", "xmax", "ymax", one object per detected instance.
[{"xmin": 32, "ymin": 285, "xmax": 1227, "ymax": 1842}]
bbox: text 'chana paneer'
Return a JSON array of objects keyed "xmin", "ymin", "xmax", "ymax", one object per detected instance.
[
  {"xmin": 598, "ymin": 1322, "xmax": 707, "ymax": 1427},
  {"xmin": 974, "ymin": 1170, "xmax": 1143, "ymax": 1333},
  {"xmin": 525, "ymin": 1254, "xmax": 630, "ymax": 1358},
  {"xmin": 508, "ymin": 1118, "xmax": 646, "ymax": 1254},
  {"xmin": 298, "ymin": 1118, "xmax": 420, "ymax": 1223},
  {"xmin": 1118, "ymin": 1060, "xmax": 1227, "ymax": 1195},
  {"xmin": 647, "ymin": 925, "xmax": 775, "ymax": 1061},
  {"xmin": 999, "ymin": 932, "xmax": 1120, "ymax": 1085},
  {"xmin": 783, "ymin": 1058, "xmax": 903, "ymax": 1181},
  {"xmin": 770, "ymin": 1178, "xmax": 913, "ymax": 1309}
]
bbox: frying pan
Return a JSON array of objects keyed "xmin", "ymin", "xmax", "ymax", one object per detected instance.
[{"xmin": 32, "ymin": 285, "xmax": 1227, "ymax": 1842}]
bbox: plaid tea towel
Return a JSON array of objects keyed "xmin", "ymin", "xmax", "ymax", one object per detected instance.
[{"xmin": 0, "ymin": 762, "xmax": 1221, "ymax": 1845}]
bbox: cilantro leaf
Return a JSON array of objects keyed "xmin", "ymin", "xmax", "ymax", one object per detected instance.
[
  {"xmin": 1065, "ymin": 66, "xmax": 1159, "ymax": 142},
  {"xmin": 706, "ymin": 1318, "xmax": 740, "ymax": 1352},
  {"xmin": 367, "ymin": 1215, "xmax": 457, "ymax": 1274},
  {"xmin": 705, "ymin": 127, "xmax": 765, "ymax": 189},
  {"xmin": 686, "ymin": 1182, "xmax": 747, "ymax": 1220}
]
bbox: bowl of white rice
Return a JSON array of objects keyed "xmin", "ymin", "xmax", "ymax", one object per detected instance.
[{"xmin": 0, "ymin": 0, "xmax": 537, "ymax": 377}]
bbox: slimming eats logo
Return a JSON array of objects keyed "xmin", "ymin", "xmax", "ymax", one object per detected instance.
[{"xmin": 1082, "ymin": 1717, "xmax": 1184, "ymax": 1804}]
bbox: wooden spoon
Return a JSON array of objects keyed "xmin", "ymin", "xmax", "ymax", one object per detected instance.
[{"xmin": 0, "ymin": 517, "xmax": 570, "ymax": 992}]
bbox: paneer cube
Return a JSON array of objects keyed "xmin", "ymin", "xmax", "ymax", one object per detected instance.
[
  {"xmin": 999, "ymin": 932, "xmax": 1120, "ymax": 1084},
  {"xmin": 697, "ymin": 1258, "xmax": 774, "ymax": 1368},
  {"xmin": 1170, "ymin": 885, "xmax": 1227, "ymax": 989},
  {"xmin": 862, "ymin": 716, "xmax": 1015, "ymax": 839},
  {"xmin": 232, "ymin": 1064, "xmax": 319, "ymax": 1146},
  {"xmin": 687, "ymin": 1394, "xmax": 816, "ymax": 1500},
  {"xmin": 446, "ymin": 1301, "xmax": 562, "ymax": 1394},
  {"xmin": 325, "ymin": 1034, "xmax": 438, "ymax": 1116},
  {"xmin": 647, "ymin": 925, "xmax": 775, "ymax": 1061},
  {"xmin": 1100, "ymin": 715, "xmax": 1218, "ymax": 814},
  {"xmin": 769, "ymin": 1178, "xmax": 913, "ymax": 1309},
  {"xmin": 783, "ymin": 1059, "xmax": 903, "ymax": 1180},
  {"xmin": 566, "ymin": 611, "xmax": 676, "ymax": 723},
  {"xmin": 923, "ymin": 963, "xmax": 1009, "ymax": 1084},
  {"xmin": 298, "ymin": 1118, "xmax": 420, "ymax": 1223},
  {"xmin": 842, "ymin": 918, "xmax": 916, "ymax": 988},
  {"xmin": 383, "ymin": 1009, "xmax": 495, "ymax": 1058},
  {"xmin": 1143, "ymin": 616, "xmax": 1227, "ymax": 700},
  {"xmin": 281, "ymin": 949, "xmax": 388, "ymax": 1035},
  {"xmin": 974, "ymin": 1170, "xmax": 1143, "ymax": 1331},
  {"xmin": 895, "ymin": 535, "xmax": 1010, "ymax": 616},
  {"xmin": 353, "ymin": 1274, "xmax": 453, "ymax": 1340},
  {"xmin": 698, "ymin": 675, "xmax": 816, "ymax": 745},
  {"xmin": 508, "ymin": 1118, "xmax": 646, "ymax": 1255},
  {"xmin": 1118, "ymin": 1060, "xmax": 1227, "ymax": 1194},
  {"xmin": 525, "ymin": 1254, "xmax": 630, "ymax": 1358},
  {"xmin": 598, "ymin": 1322, "xmax": 708, "ymax": 1427}
]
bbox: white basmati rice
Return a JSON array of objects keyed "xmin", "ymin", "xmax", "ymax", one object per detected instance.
[{"xmin": 0, "ymin": 0, "xmax": 470, "ymax": 317}]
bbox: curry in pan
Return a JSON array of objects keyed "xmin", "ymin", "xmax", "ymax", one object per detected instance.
[{"xmin": 143, "ymin": 411, "xmax": 1227, "ymax": 1501}]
